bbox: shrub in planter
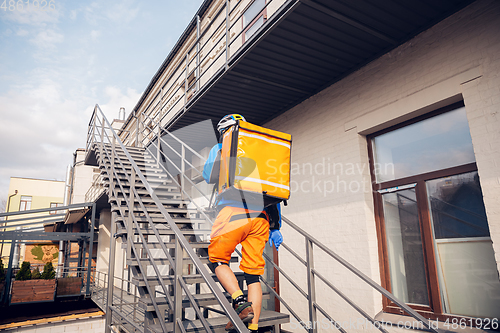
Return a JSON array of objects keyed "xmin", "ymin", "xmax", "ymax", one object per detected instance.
[
  {"xmin": 15, "ymin": 261, "xmax": 32, "ymax": 281},
  {"xmin": 11, "ymin": 262, "xmax": 56, "ymax": 304},
  {"xmin": 31, "ymin": 267, "xmax": 41, "ymax": 279},
  {"xmin": 41, "ymin": 262, "xmax": 55, "ymax": 280}
]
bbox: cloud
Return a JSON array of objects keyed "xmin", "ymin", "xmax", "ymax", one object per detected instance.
[
  {"xmin": 0, "ymin": 78, "xmax": 141, "ymax": 202},
  {"xmin": 90, "ymin": 30, "xmax": 100, "ymax": 41},
  {"xmin": 106, "ymin": 1, "xmax": 140, "ymax": 24},
  {"xmin": 30, "ymin": 29, "xmax": 64, "ymax": 49},
  {"xmin": 16, "ymin": 29, "xmax": 29, "ymax": 36},
  {"xmin": 3, "ymin": 6, "xmax": 60, "ymax": 27},
  {"xmin": 98, "ymin": 86, "xmax": 141, "ymax": 121}
]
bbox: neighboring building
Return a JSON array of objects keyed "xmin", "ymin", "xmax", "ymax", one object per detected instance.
[
  {"xmin": 1, "ymin": 177, "xmax": 65, "ymax": 267},
  {"xmin": 94, "ymin": 0, "xmax": 500, "ymax": 330},
  {"xmin": 70, "ymin": 148, "xmax": 102, "ymax": 205}
]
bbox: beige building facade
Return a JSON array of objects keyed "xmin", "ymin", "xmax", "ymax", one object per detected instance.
[
  {"xmin": 2, "ymin": 177, "xmax": 65, "ymax": 266},
  {"xmin": 88, "ymin": 0, "xmax": 500, "ymax": 330},
  {"xmin": 266, "ymin": 0, "xmax": 500, "ymax": 326}
]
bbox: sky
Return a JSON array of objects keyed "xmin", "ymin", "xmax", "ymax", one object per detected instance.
[{"xmin": 0, "ymin": 0, "xmax": 204, "ymax": 204}]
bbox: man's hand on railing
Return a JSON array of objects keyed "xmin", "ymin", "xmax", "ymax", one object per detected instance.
[{"xmin": 269, "ymin": 229, "xmax": 283, "ymax": 251}]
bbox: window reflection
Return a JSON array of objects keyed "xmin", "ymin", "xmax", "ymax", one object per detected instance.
[
  {"xmin": 382, "ymin": 188, "xmax": 429, "ymax": 305},
  {"xmin": 372, "ymin": 107, "xmax": 475, "ymax": 182},
  {"xmin": 427, "ymin": 172, "xmax": 489, "ymax": 239}
]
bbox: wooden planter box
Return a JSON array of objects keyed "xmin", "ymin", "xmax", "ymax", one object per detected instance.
[
  {"xmin": 56, "ymin": 277, "xmax": 82, "ymax": 296},
  {"xmin": 11, "ymin": 279, "xmax": 56, "ymax": 304}
]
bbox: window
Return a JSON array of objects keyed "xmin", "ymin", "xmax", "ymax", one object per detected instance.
[
  {"xmin": 369, "ymin": 102, "xmax": 500, "ymax": 321},
  {"xmin": 19, "ymin": 196, "xmax": 32, "ymax": 211},
  {"xmin": 50, "ymin": 202, "xmax": 63, "ymax": 215},
  {"xmin": 242, "ymin": 0, "xmax": 266, "ymax": 42}
]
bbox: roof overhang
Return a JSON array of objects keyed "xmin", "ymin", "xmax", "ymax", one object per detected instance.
[
  {"xmin": 64, "ymin": 208, "xmax": 89, "ymax": 224},
  {"xmin": 166, "ymin": 0, "xmax": 475, "ymax": 131}
]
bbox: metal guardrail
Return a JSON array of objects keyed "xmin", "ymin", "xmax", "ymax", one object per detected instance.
[
  {"xmin": 0, "ymin": 202, "xmax": 97, "ymax": 303},
  {"xmin": 85, "ymin": 172, "xmax": 106, "ymax": 203},
  {"xmin": 88, "ymin": 104, "xmax": 249, "ymax": 333},
  {"xmin": 276, "ymin": 217, "xmax": 439, "ymax": 333}
]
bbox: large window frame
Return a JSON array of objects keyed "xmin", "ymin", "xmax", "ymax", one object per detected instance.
[{"xmin": 368, "ymin": 101, "xmax": 490, "ymax": 322}]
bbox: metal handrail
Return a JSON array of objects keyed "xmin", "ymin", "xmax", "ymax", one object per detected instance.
[
  {"xmin": 85, "ymin": 172, "xmax": 106, "ymax": 203},
  {"xmin": 95, "ymin": 124, "xmax": 175, "ymax": 331},
  {"xmin": 91, "ymin": 270, "xmax": 143, "ymax": 332},
  {"xmin": 88, "ymin": 105, "xmax": 249, "ymax": 333},
  {"xmin": 279, "ymin": 216, "xmax": 439, "ymax": 333},
  {"xmin": 137, "ymin": 115, "xmax": 439, "ymax": 333}
]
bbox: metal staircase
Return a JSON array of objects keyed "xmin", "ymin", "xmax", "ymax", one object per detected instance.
[
  {"xmin": 86, "ymin": 105, "xmax": 287, "ymax": 333},
  {"xmin": 86, "ymin": 105, "xmax": 439, "ymax": 333}
]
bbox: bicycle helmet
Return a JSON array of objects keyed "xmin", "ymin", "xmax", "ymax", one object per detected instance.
[{"xmin": 217, "ymin": 114, "xmax": 246, "ymax": 133}]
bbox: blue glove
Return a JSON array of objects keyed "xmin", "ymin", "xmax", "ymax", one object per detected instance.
[{"xmin": 269, "ymin": 229, "xmax": 283, "ymax": 251}]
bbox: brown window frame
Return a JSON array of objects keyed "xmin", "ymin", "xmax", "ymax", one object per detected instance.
[
  {"xmin": 50, "ymin": 202, "xmax": 63, "ymax": 215},
  {"xmin": 19, "ymin": 196, "xmax": 32, "ymax": 211},
  {"xmin": 242, "ymin": 0, "xmax": 267, "ymax": 43},
  {"xmin": 367, "ymin": 101, "xmax": 487, "ymax": 324}
]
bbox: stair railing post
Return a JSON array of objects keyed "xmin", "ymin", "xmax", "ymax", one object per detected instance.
[
  {"xmin": 225, "ymin": 0, "xmax": 229, "ymax": 70},
  {"xmin": 196, "ymin": 14, "xmax": 200, "ymax": 92},
  {"xmin": 306, "ymin": 238, "xmax": 317, "ymax": 333},
  {"xmin": 174, "ymin": 236, "xmax": 183, "ymax": 333},
  {"xmin": 105, "ymin": 211, "xmax": 118, "ymax": 333},
  {"xmin": 135, "ymin": 111, "xmax": 142, "ymax": 148},
  {"xmin": 157, "ymin": 93, "xmax": 162, "ymax": 168},
  {"xmin": 127, "ymin": 165, "xmax": 136, "ymax": 262},
  {"xmin": 184, "ymin": 53, "xmax": 188, "ymax": 105},
  {"xmin": 3, "ymin": 238, "xmax": 17, "ymax": 305},
  {"xmin": 90, "ymin": 111, "xmax": 96, "ymax": 150},
  {"xmin": 100, "ymin": 114, "xmax": 105, "ymax": 165},
  {"xmin": 181, "ymin": 145, "xmax": 186, "ymax": 201},
  {"xmin": 86, "ymin": 203, "xmax": 96, "ymax": 296}
]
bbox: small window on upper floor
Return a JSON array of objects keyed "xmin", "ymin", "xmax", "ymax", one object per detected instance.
[
  {"xmin": 243, "ymin": 0, "xmax": 266, "ymax": 42},
  {"xmin": 19, "ymin": 196, "xmax": 32, "ymax": 211},
  {"xmin": 50, "ymin": 202, "xmax": 63, "ymax": 215}
]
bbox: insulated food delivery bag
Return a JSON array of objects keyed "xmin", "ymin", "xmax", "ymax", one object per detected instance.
[{"xmin": 218, "ymin": 120, "xmax": 291, "ymax": 207}]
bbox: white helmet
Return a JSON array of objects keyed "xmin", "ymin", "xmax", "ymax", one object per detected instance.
[{"xmin": 217, "ymin": 114, "xmax": 246, "ymax": 133}]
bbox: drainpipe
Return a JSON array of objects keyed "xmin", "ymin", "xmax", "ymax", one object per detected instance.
[
  {"xmin": 0, "ymin": 190, "xmax": 18, "ymax": 260},
  {"xmin": 57, "ymin": 165, "xmax": 72, "ymax": 277}
]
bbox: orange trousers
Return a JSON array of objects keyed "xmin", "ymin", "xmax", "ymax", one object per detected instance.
[{"xmin": 208, "ymin": 206, "xmax": 269, "ymax": 275}]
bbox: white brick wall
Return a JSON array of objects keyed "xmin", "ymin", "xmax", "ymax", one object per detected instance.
[{"xmin": 265, "ymin": 0, "xmax": 500, "ymax": 331}]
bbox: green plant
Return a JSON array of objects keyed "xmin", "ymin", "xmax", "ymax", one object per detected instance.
[
  {"xmin": 15, "ymin": 261, "xmax": 32, "ymax": 281},
  {"xmin": 31, "ymin": 267, "xmax": 41, "ymax": 279},
  {"xmin": 0, "ymin": 261, "xmax": 5, "ymax": 283},
  {"xmin": 31, "ymin": 245, "xmax": 44, "ymax": 261},
  {"xmin": 41, "ymin": 262, "xmax": 55, "ymax": 280}
]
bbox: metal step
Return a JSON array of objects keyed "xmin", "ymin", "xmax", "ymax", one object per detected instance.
[
  {"xmin": 127, "ymin": 255, "xmax": 237, "ymax": 268},
  {"xmin": 132, "ymin": 272, "xmax": 245, "ymax": 287},
  {"xmin": 115, "ymin": 215, "xmax": 209, "ymax": 225},
  {"xmin": 118, "ymin": 228, "xmax": 210, "ymax": 237},
  {"xmin": 148, "ymin": 311, "xmax": 289, "ymax": 333},
  {"xmin": 132, "ymin": 242, "xmax": 210, "ymax": 250},
  {"xmin": 110, "ymin": 205, "xmax": 191, "ymax": 215},
  {"xmin": 138, "ymin": 290, "xmax": 268, "ymax": 312}
]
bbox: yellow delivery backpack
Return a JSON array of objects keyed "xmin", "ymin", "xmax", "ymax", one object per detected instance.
[{"xmin": 218, "ymin": 120, "xmax": 291, "ymax": 207}]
